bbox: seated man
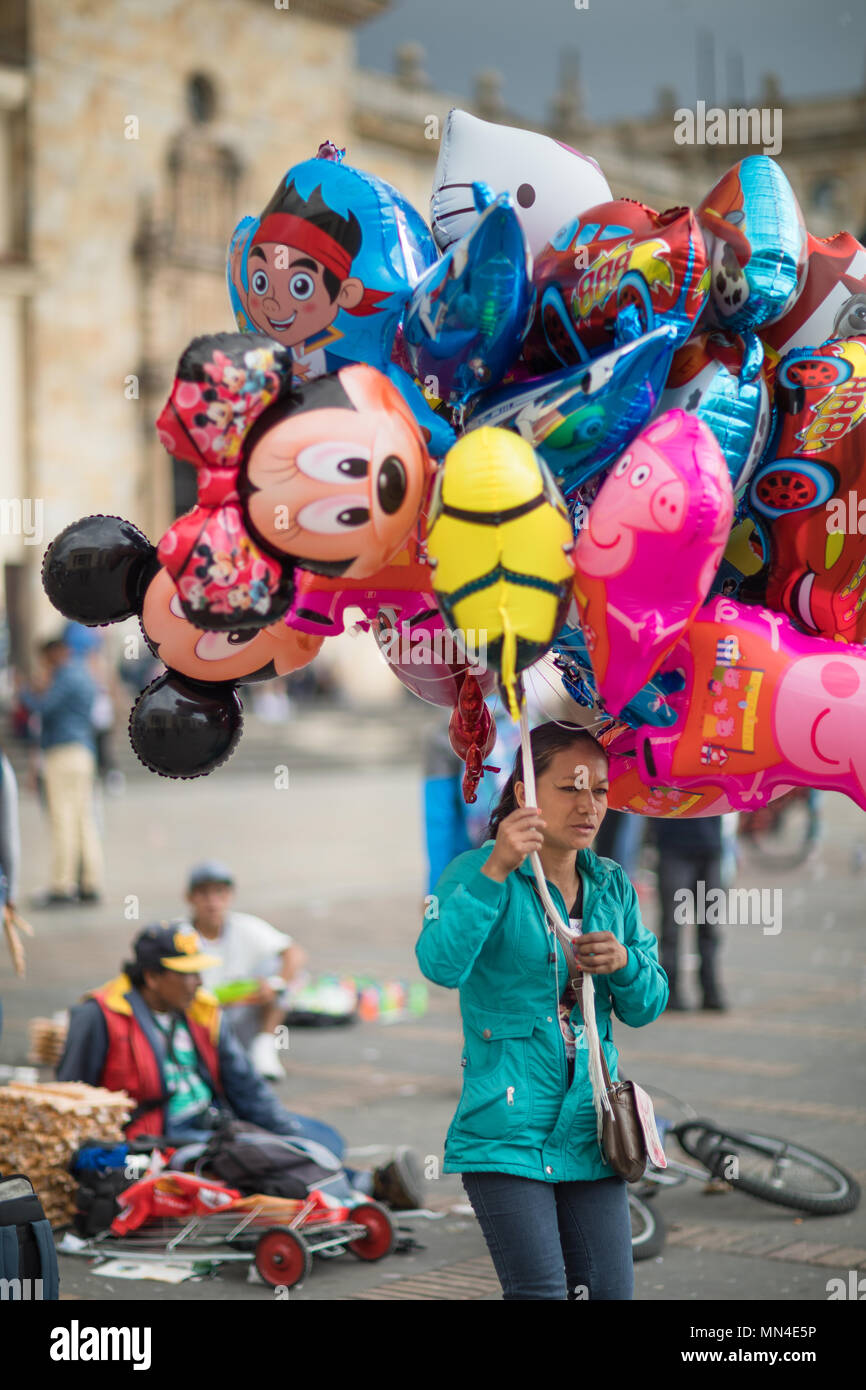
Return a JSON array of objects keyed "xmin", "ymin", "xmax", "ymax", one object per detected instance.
[
  {"xmin": 176, "ymin": 860, "xmax": 307, "ymax": 1081},
  {"xmin": 56, "ymin": 924, "xmax": 420, "ymax": 1209}
]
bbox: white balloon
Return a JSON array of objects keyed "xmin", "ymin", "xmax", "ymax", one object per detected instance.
[{"xmin": 431, "ymin": 108, "xmax": 611, "ymax": 260}]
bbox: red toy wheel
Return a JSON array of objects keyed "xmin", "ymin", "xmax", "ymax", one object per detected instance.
[
  {"xmin": 346, "ymin": 1202, "xmax": 396, "ymax": 1261},
  {"xmin": 754, "ymin": 468, "xmax": 818, "ymax": 511},
  {"xmin": 254, "ymin": 1226, "xmax": 312, "ymax": 1288}
]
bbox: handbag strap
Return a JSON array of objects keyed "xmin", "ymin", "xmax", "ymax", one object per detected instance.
[{"xmin": 530, "ymin": 880, "xmax": 615, "ymax": 1093}]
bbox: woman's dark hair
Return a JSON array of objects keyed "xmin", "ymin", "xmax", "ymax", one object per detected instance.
[{"xmin": 487, "ymin": 721, "xmax": 608, "ymax": 838}]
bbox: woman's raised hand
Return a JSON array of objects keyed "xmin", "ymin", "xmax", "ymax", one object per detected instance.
[{"xmin": 482, "ymin": 807, "xmax": 547, "ymax": 882}]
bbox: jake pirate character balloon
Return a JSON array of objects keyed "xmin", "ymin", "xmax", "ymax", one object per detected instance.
[
  {"xmin": 155, "ymin": 335, "xmax": 433, "ymax": 632},
  {"xmin": 227, "ymin": 152, "xmax": 453, "ymax": 456}
]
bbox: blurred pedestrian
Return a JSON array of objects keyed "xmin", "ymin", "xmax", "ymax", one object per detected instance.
[
  {"xmin": 593, "ymin": 808, "xmax": 645, "ymax": 880},
  {"xmin": 19, "ymin": 637, "xmax": 104, "ymax": 906},
  {"xmin": 174, "ymin": 862, "xmax": 307, "ymax": 1081},
  {"xmin": 651, "ymin": 815, "xmax": 726, "ymax": 1011},
  {"xmin": 0, "ymin": 740, "xmax": 22, "ymax": 1038}
]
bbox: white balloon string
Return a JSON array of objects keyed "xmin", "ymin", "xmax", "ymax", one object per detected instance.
[{"xmin": 518, "ymin": 704, "xmax": 611, "ymax": 1129}]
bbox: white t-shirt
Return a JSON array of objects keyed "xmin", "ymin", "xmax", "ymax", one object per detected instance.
[{"xmin": 176, "ymin": 911, "xmax": 293, "ymax": 990}]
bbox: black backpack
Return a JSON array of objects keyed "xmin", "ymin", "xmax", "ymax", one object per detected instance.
[
  {"xmin": 0, "ymin": 1174, "xmax": 59, "ymax": 1300},
  {"xmin": 201, "ymin": 1123, "xmax": 346, "ymax": 1200}
]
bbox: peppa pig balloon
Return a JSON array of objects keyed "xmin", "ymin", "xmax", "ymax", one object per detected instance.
[
  {"xmin": 598, "ymin": 723, "xmax": 791, "ymax": 818},
  {"xmin": 631, "ymin": 595, "xmax": 866, "ymax": 813},
  {"xmin": 571, "ymin": 411, "xmax": 733, "ymax": 718},
  {"xmin": 697, "ymin": 156, "xmax": 808, "ymax": 333}
]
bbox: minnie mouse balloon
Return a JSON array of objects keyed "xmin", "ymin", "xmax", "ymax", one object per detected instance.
[
  {"xmin": 41, "ymin": 516, "xmax": 324, "ymax": 777},
  {"xmin": 156, "ymin": 336, "xmax": 433, "ymax": 631}
]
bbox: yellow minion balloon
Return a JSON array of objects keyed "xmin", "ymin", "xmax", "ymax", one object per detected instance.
[{"xmin": 426, "ymin": 427, "xmax": 575, "ymax": 719}]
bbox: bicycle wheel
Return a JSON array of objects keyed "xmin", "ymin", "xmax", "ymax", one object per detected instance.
[
  {"xmin": 690, "ymin": 1125, "xmax": 860, "ymax": 1216},
  {"xmin": 629, "ymin": 1192, "xmax": 666, "ymax": 1261}
]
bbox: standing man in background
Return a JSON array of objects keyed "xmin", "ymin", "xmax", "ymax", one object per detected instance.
[
  {"xmin": 651, "ymin": 815, "xmax": 726, "ymax": 1012},
  {"xmin": 20, "ymin": 637, "xmax": 103, "ymax": 907},
  {"xmin": 175, "ymin": 862, "xmax": 307, "ymax": 1081}
]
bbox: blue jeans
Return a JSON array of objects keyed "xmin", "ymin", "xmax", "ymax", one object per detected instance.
[{"xmin": 462, "ymin": 1171, "xmax": 633, "ymax": 1301}]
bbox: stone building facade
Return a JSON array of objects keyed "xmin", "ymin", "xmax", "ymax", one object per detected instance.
[{"xmin": 1, "ymin": 0, "xmax": 864, "ymax": 660}]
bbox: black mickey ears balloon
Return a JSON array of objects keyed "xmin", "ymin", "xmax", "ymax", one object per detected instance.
[
  {"xmin": 129, "ymin": 673, "xmax": 243, "ymax": 779},
  {"xmin": 41, "ymin": 515, "xmax": 159, "ymax": 625}
]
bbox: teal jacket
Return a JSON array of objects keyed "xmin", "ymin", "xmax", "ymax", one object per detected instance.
[{"xmin": 416, "ymin": 844, "xmax": 668, "ymax": 1182}]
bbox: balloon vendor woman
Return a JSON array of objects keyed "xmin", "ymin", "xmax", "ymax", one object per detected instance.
[{"xmin": 416, "ymin": 721, "xmax": 668, "ymax": 1300}]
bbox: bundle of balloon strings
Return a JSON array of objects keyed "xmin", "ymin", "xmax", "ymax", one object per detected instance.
[{"xmin": 517, "ymin": 700, "xmax": 611, "ymax": 1138}]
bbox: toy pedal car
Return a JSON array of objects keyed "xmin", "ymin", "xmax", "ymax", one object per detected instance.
[{"xmin": 69, "ymin": 1171, "xmax": 395, "ymax": 1289}]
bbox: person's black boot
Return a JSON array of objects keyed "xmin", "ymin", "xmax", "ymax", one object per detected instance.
[
  {"xmin": 371, "ymin": 1146, "xmax": 424, "ymax": 1210},
  {"xmin": 701, "ymin": 989, "xmax": 728, "ymax": 1011}
]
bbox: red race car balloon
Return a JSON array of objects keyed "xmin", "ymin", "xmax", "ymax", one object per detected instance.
[
  {"xmin": 522, "ymin": 199, "xmax": 709, "ymax": 374},
  {"xmin": 746, "ymin": 338, "xmax": 866, "ymax": 644}
]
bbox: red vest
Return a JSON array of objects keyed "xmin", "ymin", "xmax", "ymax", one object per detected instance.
[{"xmin": 92, "ymin": 981, "xmax": 222, "ymax": 1141}]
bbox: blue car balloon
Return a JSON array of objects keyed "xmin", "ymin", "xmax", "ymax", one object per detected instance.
[
  {"xmin": 655, "ymin": 330, "xmax": 772, "ymax": 493},
  {"xmin": 466, "ymin": 323, "xmax": 677, "ymax": 495},
  {"xmin": 402, "ymin": 190, "xmax": 533, "ymax": 409},
  {"xmin": 697, "ymin": 156, "xmax": 808, "ymax": 333}
]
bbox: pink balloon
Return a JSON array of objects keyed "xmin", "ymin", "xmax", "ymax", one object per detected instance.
[
  {"xmin": 572, "ymin": 410, "xmax": 733, "ymax": 718},
  {"xmin": 601, "ymin": 723, "xmax": 794, "ymax": 819},
  {"xmin": 630, "ymin": 595, "xmax": 866, "ymax": 812}
]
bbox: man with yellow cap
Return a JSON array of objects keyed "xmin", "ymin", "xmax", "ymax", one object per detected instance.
[{"xmin": 57, "ymin": 924, "xmax": 422, "ymax": 1208}]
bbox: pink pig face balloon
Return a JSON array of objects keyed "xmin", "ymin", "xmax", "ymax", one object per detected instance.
[
  {"xmin": 632, "ymin": 595, "xmax": 866, "ymax": 812},
  {"xmin": 573, "ymin": 410, "xmax": 733, "ymax": 718}
]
